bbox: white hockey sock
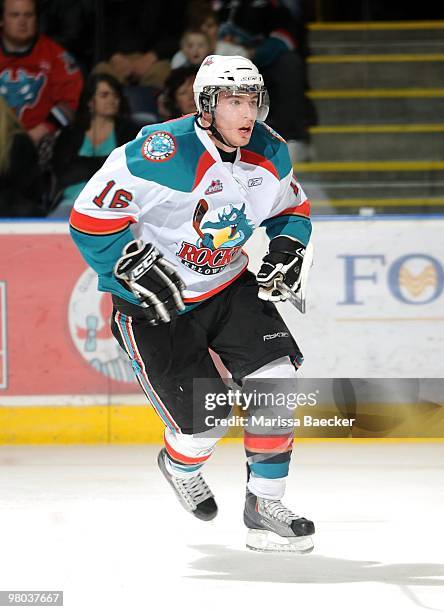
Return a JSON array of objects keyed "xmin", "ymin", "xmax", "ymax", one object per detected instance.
[
  {"xmin": 247, "ymin": 474, "xmax": 286, "ymax": 500},
  {"xmin": 163, "ymin": 428, "xmax": 222, "ymax": 480}
]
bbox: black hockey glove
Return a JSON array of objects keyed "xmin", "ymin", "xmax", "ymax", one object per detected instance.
[
  {"xmin": 114, "ymin": 240, "xmax": 186, "ymax": 325},
  {"xmin": 257, "ymin": 236, "xmax": 306, "ymax": 303}
]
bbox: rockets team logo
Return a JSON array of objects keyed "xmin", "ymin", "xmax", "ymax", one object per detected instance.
[
  {"xmin": 0, "ymin": 68, "xmax": 46, "ymax": 118},
  {"xmin": 176, "ymin": 199, "xmax": 253, "ymax": 275}
]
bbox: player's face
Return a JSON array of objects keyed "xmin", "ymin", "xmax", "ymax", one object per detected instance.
[
  {"xmin": 213, "ymin": 91, "xmax": 258, "ymax": 147},
  {"xmin": 91, "ymin": 81, "xmax": 120, "ymax": 118},
  {"xmin": 2, "ymin": 0, "xmax": 37, "ymax": 47}
]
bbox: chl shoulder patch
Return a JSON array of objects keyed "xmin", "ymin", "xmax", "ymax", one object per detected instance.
[
  {"xmin": 141, "ymin": 131, "xmax": 177, "ymax": 162},
  {"xmin": 125, "ymin": 115, "xmax": 208, "ymax": 191},
  {"xmin": 242, "ymin": 121, "xmax": 292, "ymax": 180}
]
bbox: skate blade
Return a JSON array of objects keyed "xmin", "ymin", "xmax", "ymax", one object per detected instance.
[{"xmin": 246, "ymin": 529, "xmax": 314, "ymax": 554}]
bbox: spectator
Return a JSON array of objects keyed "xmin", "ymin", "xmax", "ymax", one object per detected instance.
[
  {"xmin": 158, "ymin": 66, "xmax": 198, "ymax": 120},
  {"xmin": 49, "ymin": 73, "xmax": 138, "ymax": 218},
  {"xmin": 0, "ymin": 0, "xmax": 83, "ymax": 151},
  {"xmin": 95, "ymin": 49, "xmax": 171, "ymax": 91},
  {"xmin": 171, "ymin": 30, "xmax": 211, "ymax": 70},
  {"xmin": 171, "ymin": 3, "xmax": 248, "ymax": 69},
  {"xmin": 0, "ymin": 95, "xmax": 44, "ymax": 216},
  {"xmin": 214, "ymin": 0, "xmax": 317, "ymax": 161},
  {"xmin": 91, "ymin": 0, "xmax": 190, "ymax": 90}
]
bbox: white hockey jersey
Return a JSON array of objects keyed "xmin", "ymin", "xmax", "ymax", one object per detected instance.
[{"xmin": 70, "ymin": 114, "xmax": 311, "ymax": 308}]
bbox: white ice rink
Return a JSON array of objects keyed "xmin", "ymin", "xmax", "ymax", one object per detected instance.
[{"xmin": 0, "ymin": 442, "xmax": 443, "ymax": 612}]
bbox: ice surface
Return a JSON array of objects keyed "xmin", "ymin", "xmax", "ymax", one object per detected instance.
[{"xmin": 0, "ymin": 442, "xmax": 443, "ymax": 612}]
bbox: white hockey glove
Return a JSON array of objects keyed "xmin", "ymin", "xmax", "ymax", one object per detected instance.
[
  {"xmin": 114, "ymin": 240, "xmax": 186, "ymax": 325},
  {"xmin": 257, "ymin": 236, "xmax": 312, "ymax": 313}
]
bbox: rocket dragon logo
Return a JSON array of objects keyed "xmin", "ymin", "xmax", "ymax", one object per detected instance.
[
  {"xmin": 0, "ymin": 69, "xmax": 46, "ymax": 118},
  {"xmin": 177, "ymin": 200, "xmax": 253, "ymax": 275}
]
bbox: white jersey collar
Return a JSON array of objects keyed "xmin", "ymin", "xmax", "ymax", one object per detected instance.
[{"xmin": 194, "ymin": 119, "xmax": 241, "ymax": 165}]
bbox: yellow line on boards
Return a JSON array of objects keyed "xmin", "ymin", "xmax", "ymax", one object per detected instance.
[
  {"xmin": 308, "ymin": 88, "xmax": 444, "ymax": 99},
  {"xmin": 314, "ymin": 198, "xmax": 444, "ymax": 207},
  {"xmin": 309, "ymin": 54, "xmax": 444, "ymax": 63},
  {"xmin": 0, "ymin": 405, "xmax": 162, "ymax": 444},
  {"xmin": 309, "ymin": 124, "xmax": 444, "ymax": 134},
  {"xmin": 307, "ymin": 439, "xmax": 444, "ymax": 444},
  {"xmin": 295, "ymin": 161, "xmax": 444, "ymax": 172},
  {"xmin": 308, "ymin": 21, "xmax": 444, "ymax": 30},
  {"xmin": 1, "ymin": 406, "xmax": 442, "ymax": 444}
]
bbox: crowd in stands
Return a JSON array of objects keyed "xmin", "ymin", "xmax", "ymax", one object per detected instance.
[{"xmin": 0, "ymin": 0, "xmax": 315, "ymax": 218}]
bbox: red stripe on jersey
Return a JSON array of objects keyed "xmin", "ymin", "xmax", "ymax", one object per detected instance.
[
  {"xmin": 192, "ymin": 150, "xmax": 216, "ymax": 190},
  {"xmin": 240, "ymin": 150, "xmax": 279, "ymax": 180},
  {"xmin": 183, "ymin": 260, "xmax": 249, "ymax": 303},
  {"xmin": 271, "ymin": 199, "xmax": 311, "ymax": 219},
  {"xmin": 70, "ymin": 209, "xmax": 136, "ymax": 235}
]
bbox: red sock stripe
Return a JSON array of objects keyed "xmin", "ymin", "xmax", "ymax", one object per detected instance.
[
  {"xmin": 164, "ymin": 435, "xmax": 212, "ymax": 465},
  {"xmin": 244, "ymin": 432, "xmax": 294, "ymax": 453}
]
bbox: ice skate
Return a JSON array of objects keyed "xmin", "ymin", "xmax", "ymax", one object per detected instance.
[
  {"xmin": 157, "ymin": 448, "xmax": 217, "ymax": 521},
  {"xmin": 244, "ymin": 489, "xmax": 315, "ymax": 553}
]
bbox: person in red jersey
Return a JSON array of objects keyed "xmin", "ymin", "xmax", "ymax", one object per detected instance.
[{"xmin": 0, "ymin": 0, "xmax": 83, "ymax": 146}]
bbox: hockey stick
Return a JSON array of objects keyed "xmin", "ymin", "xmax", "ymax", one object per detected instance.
[
  {"xmin": 275, "ymin": 241, "xmax": 314, "ymax": 314},
  {"xmin": 192, "ymin": 198, "xmax": 209, "ymax": 238}
]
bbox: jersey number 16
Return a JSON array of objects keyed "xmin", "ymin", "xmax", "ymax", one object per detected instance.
[{"xmin": 93, "ymin": 180, "xmax": 133, "ymax": 209}]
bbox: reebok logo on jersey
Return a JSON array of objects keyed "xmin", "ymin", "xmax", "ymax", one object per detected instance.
[
  {"xmin": 248, "ymin": 177, "xmax": 263, "ymax": 187},
  {"xmin": 205, "ymin": 180, "xmax": 223, "ymax": 195},
  {"xmin": 263, "ymin": 332, "xmax": 289, "ymax": 341}
]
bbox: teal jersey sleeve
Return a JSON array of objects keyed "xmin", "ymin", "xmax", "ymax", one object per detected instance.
[
  {"xmin": 261, "ymin": 213, "xmax": 312, "ymax": 246},
  {"xmin": 70, "ymin": 224, "xmax": 139, "ymax": 304}
]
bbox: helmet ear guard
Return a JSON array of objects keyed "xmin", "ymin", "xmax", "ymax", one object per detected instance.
[{"xmin": 198, "ymin": 90, "xmax": 213, "ymax": 115}]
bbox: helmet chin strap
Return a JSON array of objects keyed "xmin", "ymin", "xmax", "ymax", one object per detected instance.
[{"xmin": 195, "ymin": 112, "xmax": 238, "ymax": 151}]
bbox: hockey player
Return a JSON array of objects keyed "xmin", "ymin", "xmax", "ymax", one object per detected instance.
[{"xmin": 69, "ymin": 55, "xmax": 315, "ymax": 553}]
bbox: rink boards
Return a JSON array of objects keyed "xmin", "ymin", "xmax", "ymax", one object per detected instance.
[{"xmin": 0, "ymin": 218, "xmax": 443, "ymax": 443}]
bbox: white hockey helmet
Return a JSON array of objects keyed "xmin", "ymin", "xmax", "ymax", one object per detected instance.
[{"xmin": 193, "ymin": 55, "xmax": 269, "ymax": 121}]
